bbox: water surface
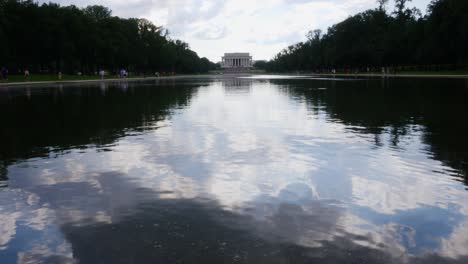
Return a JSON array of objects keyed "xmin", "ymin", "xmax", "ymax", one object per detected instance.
[{"xmin": 1, "ymin": 76, "xmax": 468, "ymax": 263}]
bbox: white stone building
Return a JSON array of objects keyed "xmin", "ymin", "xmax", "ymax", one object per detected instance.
[{"xmin": 221, "ymin": 53, "xmax": 253, "ymax": 69}]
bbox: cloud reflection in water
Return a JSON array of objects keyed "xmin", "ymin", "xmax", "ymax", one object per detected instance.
[{"xmin": 0, "ymin": 77, "xmax": 468, "ymax": 263}]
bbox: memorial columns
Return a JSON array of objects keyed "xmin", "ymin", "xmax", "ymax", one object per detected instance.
[{"xmin": 221, "ymin": 53, "xmax": 253, "ymax": 69}]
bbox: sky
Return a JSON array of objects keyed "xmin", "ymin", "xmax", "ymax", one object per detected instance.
[{"xmin": 38, "ymin": 0, "xmax": 432, "ymax": 62}]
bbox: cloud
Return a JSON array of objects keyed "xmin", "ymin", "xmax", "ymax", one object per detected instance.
[
  {"xmin": 191, "ymin": 23, "xmax": 228, "ymax": 40},
  {"xmin": 439, "ymin": 220, "xmax": 468, "ymax": 259}
]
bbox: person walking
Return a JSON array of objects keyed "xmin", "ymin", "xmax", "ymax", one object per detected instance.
[
  {"xmin": 99, "ymin": 70, "xmax": 105, "ymax": 80},
  {"xmin": 24, "ymin": 69, "xmax": 30, "ymax": 81},
  {"xmin": 1, "ymin": 67, "xmax": 8, "ymax": 81}
]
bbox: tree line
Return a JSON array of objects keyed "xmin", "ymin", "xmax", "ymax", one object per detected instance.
[
  {"xmin": 0, "ymin": 0, "xmax": 217, "ymax": 75},
  {"xmin": 259, "ymin": 0, "xmax": 468, "ymax": 73}
]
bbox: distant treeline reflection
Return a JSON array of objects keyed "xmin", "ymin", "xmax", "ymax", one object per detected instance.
[
  {"xmin": 0, "ymin": 78, "xmax": 467, "ymax": 186},
  {"xmin": 274, "ymin": 78, "xmax": 468, "ymax": 185},
  {"xmin": 0, "ymin": 80, "xmax": 203, "ymax": 164}
]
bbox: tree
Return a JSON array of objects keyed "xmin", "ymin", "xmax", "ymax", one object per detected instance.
[
  {"xmin": 394, "ymin": 0, "xmax": 412, "ymax": 18},
  {"xmin": 265, "ymin": 0, "xmax": 467, "ymax": 73},
  {"xmin": 83, "ymin": 5, "xmax": 112, "ymax": 21},
  {"xmin": 0, "ymin": 0, "xmax": 215, "ymax": 74},
  {"xmin": 306, "ymin": 29, "xmax": 322, "ymax": 42},
  {"xmin": 377, "ymin": 0, "xmax": 389, "ymax": 11}
]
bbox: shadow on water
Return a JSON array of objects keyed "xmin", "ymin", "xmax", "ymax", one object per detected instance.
[
  {"xmin": 62, "ymin": 207, "xmax": 468, "ymax": 264},
  {"xmin": 62, "ymin": 198, "xmax": 466, "ymax": 264}
]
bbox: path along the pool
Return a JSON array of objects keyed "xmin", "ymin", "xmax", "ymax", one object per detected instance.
[{"xmin": 1, "ymin": 73, "xmax": 468, "ymax": 88}]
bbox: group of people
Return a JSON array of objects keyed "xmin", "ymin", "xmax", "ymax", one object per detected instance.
[
  {"xmin": 320, "ymin": 67, "xmax": 398, "ymax": 75},
  {"xmin": 0, "ymin": 67, "xmax": 30, "ymax": 81},
  {"xmin": 0, "ymin": 67, "xmax": 127, "ymax": 82},
  {"xmin": 1, "ymin": 67, "xmax": 33, "ymax": 81},
  {"xmin": 118, "ymin": 69, "xmax": 128, "ymax": 78},
  {"xmin": 0, "ymin": 68, "xmax": 181, "ymax": 82}
]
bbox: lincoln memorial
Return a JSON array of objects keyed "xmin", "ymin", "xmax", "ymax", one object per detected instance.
[{"xmin": 221, "ymin": 53, "xmax": 253, "ymax": 69}]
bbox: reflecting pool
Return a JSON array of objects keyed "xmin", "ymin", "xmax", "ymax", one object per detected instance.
[{"xmin": 0, "ymin": 76, "xmax": 468, "ymax": 263}]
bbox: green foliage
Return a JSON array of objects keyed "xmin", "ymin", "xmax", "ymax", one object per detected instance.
[
  {"xmin": 262, "ymin": 0, "xmax": 468, "ymax": 72},
  {"xmin": 0, "ymin": 0, "xmax": 216, "ymax": 74},
  {"xmin": 83, "ymin": 5, "xmax": 112, "ymax": 21},
  {"xmin": 377, "ymin": 0, "xmax": 389, "ymax": 10},
  {"xmin": 253, "ymin": 60, "xmax": 268, "ymax": 69},
  {"xmin": 394, "ymin": 0, "xmax": 412, "ymax": 17}
]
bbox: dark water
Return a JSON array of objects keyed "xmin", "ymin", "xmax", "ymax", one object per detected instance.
[{"xmin": 1, "ymin": 76, "xmax": 468, "ymax": 264}]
